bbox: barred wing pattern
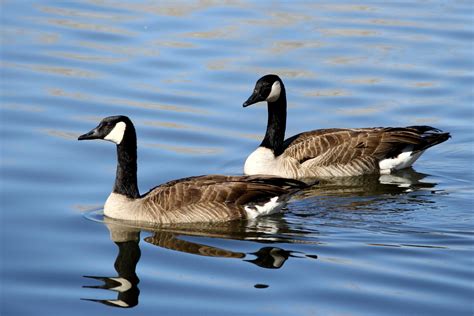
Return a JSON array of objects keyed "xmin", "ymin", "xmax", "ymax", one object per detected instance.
[
  {"xmin": 280, "ymin": 126, "xmax": 450, "ymax": 177},
  {"xmin": 140, "ymin": 175, "xmax": 306, "ymax": 223}
]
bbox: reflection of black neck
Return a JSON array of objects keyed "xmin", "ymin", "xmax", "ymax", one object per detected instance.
[
  {"xmin": 260, "ymin": 84, "xmax": 287, "ymax": 156},
  {"xmin": 115, "ymin": 241, "xmax": 141, "ymax": 288},
  {"xmin": 114, "ymin": 126, "xmax": 139, "ymax": 199},
  {"xmin": 112, "ymin": 240, "xmax": 141, "ymax": 308},
  {"xmin": 82, "ymin": 239, "xmax": 141, "ymax": 308}
]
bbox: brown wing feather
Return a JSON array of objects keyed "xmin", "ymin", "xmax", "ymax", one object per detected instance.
[
  {"xmin": 140, "ymin": 175, "xmax": 306, "ymax": 222},
  {"xmin": 282, "ymin": 126, "xmax": 448, "ymax": 166},
  {"xmin": 282, "ymin": 128, "xmax": 376, "ymax": 165}
]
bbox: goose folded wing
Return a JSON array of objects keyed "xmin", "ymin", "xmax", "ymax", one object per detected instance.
[
  {"xmin": 281, "ymin": 127, "xmax": 439, "ymax": 166},
  {"xmin": 141, "ymin": 175, "xmax": 305, "ymax": 221}
]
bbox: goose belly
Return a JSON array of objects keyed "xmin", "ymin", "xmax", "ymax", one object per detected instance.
[
  {"xmin": 104, "ymin": 193, "xmax": 135, "ymax": 220},
  {"xmin": 244, "ymin": 147, "xmax": 298, "ymax": 178},
  {"xmin": 104, "ymin": 193, "xmax": 154, "ymax": 222}
]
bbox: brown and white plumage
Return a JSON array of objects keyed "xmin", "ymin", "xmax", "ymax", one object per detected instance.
[
  {"xmin": 243, "ymin": 74, "xmax": 450, "ymax": 179},
  {"xmin": 105, "ymin": 174, "xmax": 307, "ymax": 223},
  {"xmin": 78, "ymin": 115, "xmax": 307, "ymax": 224}
]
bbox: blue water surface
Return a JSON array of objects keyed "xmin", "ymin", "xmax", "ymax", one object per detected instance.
[{"xmin": 1, "ymin": 1, "xmax": 473, "ymax": 315}]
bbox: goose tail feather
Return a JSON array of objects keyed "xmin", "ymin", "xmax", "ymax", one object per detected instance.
[{"xmin": 407, "ymin": 126, "xmax": 451, "ymax": 151}]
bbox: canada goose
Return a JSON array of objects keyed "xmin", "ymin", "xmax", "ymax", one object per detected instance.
[
  {"xmin": 78, "ymin": 115, "xmax": 307, "ymax": 224},
  {"xmin": 243, "ymin": 74, "xmax": 451, "ymax": 179}
]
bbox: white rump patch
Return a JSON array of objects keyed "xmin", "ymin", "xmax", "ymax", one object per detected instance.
[
  {"xmin": 104, "ymin": 121, "xmax": 126, "ymax": 145},
  {"xmin": 110, "ymin": 277, "xmax": 133, "ymax": 292},
  {"xmin": 379, "ymin": 148, "xmax": 424, "ymax": 173},
  {"xmin": 245, "ymin": 196, "xmax": 283, "ymax": 219},
  {"xmin": 266, "ymin": 81, "xmax": 281, "ymax": 102}
]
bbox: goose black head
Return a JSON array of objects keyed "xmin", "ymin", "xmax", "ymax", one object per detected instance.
[
  {"xmin": 78, "ymin": 115, "xmax": 133, "ymax": 145},
  {"xmin": 243, "ymin": 74, "xmax": 283, "ymax": 107}
]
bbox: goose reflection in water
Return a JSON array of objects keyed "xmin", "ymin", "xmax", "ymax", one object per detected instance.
[
  {"xmin": 294, "ymin": 168, "xmax": 439, "ymax": 214},
  {"xmin": 81, "ymin": 168, "xmax": 438, "ymax": 308},
  {"xmin": 82, "ymin": 218, "xmax": 317, "ymax": 308},
  {"xmin": 292, "ymin": 168, "xmax": 441, "ymax": 229},
  {"xmin": 298, "ymin": 168, "xmax": 437, "ymax": 198},
  {"xmin": 82, "ymin": 223, "xmax": 141, "ymax": 308}
]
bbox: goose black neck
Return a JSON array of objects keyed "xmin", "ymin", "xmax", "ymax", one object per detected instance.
[
  {"xmin": 260, "ymin": 85, "xmax": 287, "ymax": 156},
  {"xmin": 114, "ymin": 126, "xmax": 139, "ymax": 199}
]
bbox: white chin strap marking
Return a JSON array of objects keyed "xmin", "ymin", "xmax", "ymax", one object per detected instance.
[
  {"xmin": 104, "ymin": 121, "xmax": 126, "ymax": 145},
  {"xmin": 266, "ymin": 81, "xmax": 281, "ymax": 102}
]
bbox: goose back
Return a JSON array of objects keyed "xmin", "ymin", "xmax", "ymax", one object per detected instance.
[
  {"xmin": 283, "ymin": 126, "xmax": 449, "ymax": 162},
  {"xmin": 105, "ymin": 175, "xmax": 307, "ymax": 224}
]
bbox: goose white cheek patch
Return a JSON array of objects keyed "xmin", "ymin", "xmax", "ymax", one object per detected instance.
[
  {"xmin": 266, "ymin": 81, "xmax": 281, "ymax": 102},
  {"xmin": 104, "ymin": 121, "xmax": 126, "ymax": 144}
]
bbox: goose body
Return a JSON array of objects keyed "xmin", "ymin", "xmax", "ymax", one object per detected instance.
[
  {"xmin": 243, "ymin": 74, "xmax": 450, "ymax": 179},
  {"xmin": 78, "ymin": 115, "xmax": 307, "ymax": 224}
]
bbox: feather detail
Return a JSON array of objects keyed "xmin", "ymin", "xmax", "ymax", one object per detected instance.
[{"xmin": 105, "ymin": 175, "xmax": 307, "ymax": 224}]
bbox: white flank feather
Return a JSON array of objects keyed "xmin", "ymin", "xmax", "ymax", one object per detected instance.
[
  {"xmin": 244, "ymin": 196, "xmax": 282, "ymax": 219},
  {"xmin": 379, "ymin": 148, "xmax": 425, "ymax": 173}
]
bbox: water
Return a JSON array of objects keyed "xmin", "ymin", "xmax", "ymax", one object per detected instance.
[{"xmin": 1, "ymin": 1, "xmax": 473, "ymax": 315}]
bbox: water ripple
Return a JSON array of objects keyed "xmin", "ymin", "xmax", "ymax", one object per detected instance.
[{"xmin": 2, "ymin": 1, "xmax": 473, "ymax": 315}]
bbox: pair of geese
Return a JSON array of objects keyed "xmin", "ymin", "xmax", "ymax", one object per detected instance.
[{"xmin": 79, "ymin": 74, "xmax": 450, "ymax": 224}]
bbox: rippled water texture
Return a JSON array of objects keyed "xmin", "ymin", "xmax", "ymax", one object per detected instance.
[{"xmin": 1, "ymin": 1, "xmax": 473, "ymax": 315}]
